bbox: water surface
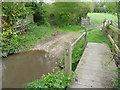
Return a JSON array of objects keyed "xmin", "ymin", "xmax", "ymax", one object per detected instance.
[{"xmin": 2, "ymin": 50, "xmax": 57, "ymax": 88}]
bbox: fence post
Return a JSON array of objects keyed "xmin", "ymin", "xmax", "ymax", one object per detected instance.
[
  {"xmin": 102, "ymin": 18, "xmax": 106, "ymax": 32},
  {"xmin": 84, "ymin": 29, "xmax": 87, "ymax": 49},
  {"xmin": 65, "ymin": 41, "xmax": 72, "ymax": 76}
]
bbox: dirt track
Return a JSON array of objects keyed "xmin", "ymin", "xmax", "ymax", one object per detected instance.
[{"xmin": 32, "ymin": 31, "xmax": 83, "ymax": 59}]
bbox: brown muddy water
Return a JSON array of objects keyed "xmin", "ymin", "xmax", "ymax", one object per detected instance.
[{"xmin": 2, "ymin": 50, "xmax": 58, "ymax": 88}]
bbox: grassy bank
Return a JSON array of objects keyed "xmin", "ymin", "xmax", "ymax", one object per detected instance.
[{"xmin": 1, "ymin": 23, "xmax": 84, "ymax": 57}]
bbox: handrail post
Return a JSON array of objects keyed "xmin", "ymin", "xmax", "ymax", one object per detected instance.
[
  {"xmin": 84, "ymin": 29, "xmax": 87, "ymax": 49},
  {"xmin": 65, "ymin": 41, "xmax": 72, "ymax": 76}
]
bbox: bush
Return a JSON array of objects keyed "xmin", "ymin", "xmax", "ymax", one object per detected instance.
[
  {"xmin": 113, "ymin": 68, "xmax": 120, "ymax": 90},
  {"xmin": 44, "ymin": 2, "xmax": 91, "ymax": 27},
  {"xmin": 1, "ymin": 24, "xmax": 55, "ymax": 57},
  {"xmin": 26, "ymin": 69, "xmax": 75, "ymax": 88}
]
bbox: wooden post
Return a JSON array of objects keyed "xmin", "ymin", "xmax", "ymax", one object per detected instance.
[
  {"xmin": 84, "ymin": 29, "xmax": 87, "ymax": 49},
  {"xmin": 114, "ymin": 32, "xmax": 118, "ymax": 45},
  {"xmin": 109, "ymin": 28, "xmax": 112, "ymax": 37},
  {"xmin": 102, "ymin": 18, "xmax": 106, "ymax": 34},
  {"xmin": 65, "ymin": 41, "xmax": 72, "ymax": 76}
]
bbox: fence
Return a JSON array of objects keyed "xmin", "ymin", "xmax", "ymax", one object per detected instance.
[
  {"xmin": 64, "ymin": 29, "xmax": 87, "ymax": 76},
  {"xmin": 81, "ymin": 17, "xmax": 91, "ymax": 26},
  {"xmin": 102, "ymin": 18, "xmax": 120, "ymax": 66},
  {"xmin": 13, "ymin": 14, "xmax": 34, "ymax": 34}
]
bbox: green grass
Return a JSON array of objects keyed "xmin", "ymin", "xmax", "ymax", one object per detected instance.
[
  {"xmin": 2, "ymin": 23, "xmax": 85, "ymax": 57},
  {"xmin": 113, "ymin": 68, "xmax": 120, "ymax": 90},
  {"xmin": 72, "ymin": 39, "xmax": 84, "ymax": 70},
  {"xmin": 20, "ymin": 24, "xmax": 84, "ymax": 50},
  {"xmin": 87, "ymin": 13, "xmax": 118, "ymax": 28},
  {"xmin": 88, "ymin": 30, "xmax": 111, "ymax": 45},
  {"xmin": 57, "ymin": 25, "xmax": 85, "ymax": 32},
  {"xmin": 15, "ymin": 24, "xmax": 56, "ymax": 50},
  {"xmin": 1, "ymin": 24, "xmax": 56, "ymax": 57}
]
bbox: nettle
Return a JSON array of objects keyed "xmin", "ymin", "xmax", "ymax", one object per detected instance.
[{"xmin": 27, "ymin": 69, "xmax": 76, "ymax": 88}]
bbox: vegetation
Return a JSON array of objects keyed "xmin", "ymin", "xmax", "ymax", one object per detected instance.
[
  {"xmin": 27, "ymin": 69, "xmax": 75, "ymax": 88},
  {"xmin": 113, "ymin": 68, "xmax": 120, "ymax": 90},
  {"xmin": 94, "ymin": 2, "xmax": 116, "ymax": 13},
  {"xmin": 58, "ymin": 25, "xmax": 85, "ymax": 32},
  {"xmin": 88, "ymin": 30, "xmax": 111, "ymax": 46},
  {"xmin": 87, "ymin": 13, "xmax": 118, "ymax": 28},
  {"xmin": 1, "ymin": 24, "xmax": 55, "ymax": 57},
  {"xmin": 44, "ymin": 2, "xmax": 93, "ymax": 27},
  {"xmin": 1, "ymin": 2, "xmax": 92, "ymax": 57},
  {"xmin": 2, "ymin": 1, "xmax": 119, "ymax": 89}
]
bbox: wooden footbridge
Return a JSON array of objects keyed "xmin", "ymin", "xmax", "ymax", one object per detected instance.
[{"xmin": 64, "ymin": 19, "xmax": 120, "ymax": 88}]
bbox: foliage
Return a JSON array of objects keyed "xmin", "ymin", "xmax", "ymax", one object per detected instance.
[
  {"xmin": 26, "ymin": 2, "xmax": 48, "ymax": 25},
  {"xmin": 113, "ymin": 68, "xmax": 120, "ymax": 90},
  {"xmin": 94, "ymin": 2, "xmax": 116, "ymax": 13},
  {"xmin": 87, "ymin": 13, "xmax": 118, "ymax": 28},
  {"xmin": 26, "ymin": 69, "xmax": 75, "ymax": 88},
  {"xmin": 1, "ymin": 24, "xmax": 55, "ymax": 57},
  {"xmin": 72, "ymin": 39, "xmax": 84, "ymax": 70},
  {"xmin": 87, "ymin": 30, "xmax": 111, "ymax": 47},
  {"xmin": 1, "ymin": 2, "xmax": 34, "ymax": 57},
  {"xmin": 44, "ymin": 2, "xmax": 91, "ymax": 27},
  {"xmin": 2, "ymin": 2, "xmax": 33, "ymax": 28}
]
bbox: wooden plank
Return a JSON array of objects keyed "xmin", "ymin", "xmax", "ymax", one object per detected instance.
[
  {"xmin": 109, "ymin": 25, "xmax": 120, "ymax": 34},
  {"xmin": 114, "ymin": 32, "xmax": 118, "ymax": 45},
  {"xmin": 72, "ymin": 32, "xmax": 86, "ymax": 49},
  {"xmin": 109, "ymin": 28, "xmax": 113, "ymax": 37},
  {"xmin": 65, "ymin": 41, "xmax": 72, "ymax": 76},
  {"xmin": 108, "ymin": 34, "xmax": 120, "ymax": 53}
]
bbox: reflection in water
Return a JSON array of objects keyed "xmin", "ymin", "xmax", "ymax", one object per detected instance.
[{"xmin": 2, "ymin": 50, "xmax": 57, "ymax": 88}]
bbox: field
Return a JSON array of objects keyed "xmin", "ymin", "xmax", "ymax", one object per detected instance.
[{"xmin": 87, "ymin": 13, "xmax": 118, "ymax": 28}]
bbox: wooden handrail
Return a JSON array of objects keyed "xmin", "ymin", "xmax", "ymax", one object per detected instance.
[
  {"xmin": 64, "ymin": 29, "xmax": 87, "ymax": 76},
  {"xmin": 109, "ymin": 25, "xmax": 120, "ymax": 34},
  {"xmin": 72, "ymin": 32, "xmax": 86, "ymax": 49},
  {"xmin": 102, "ymin": 19, "xmax": 120, "ymax": 62}
]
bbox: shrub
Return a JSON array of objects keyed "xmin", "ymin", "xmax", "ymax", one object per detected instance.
[{"xmin": 26, "ymin": 69, "xmax": 75, "ymax": 88}]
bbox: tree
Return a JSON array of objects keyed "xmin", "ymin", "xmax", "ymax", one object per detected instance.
[{"xmin": 44, "ymin": 2, "xmax": 92, "ymax": 26}]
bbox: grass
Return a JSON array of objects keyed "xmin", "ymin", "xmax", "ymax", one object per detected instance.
[
  {"xmin": 88, "ymin": 30, "xmax": 111, "ymax": 45},
  {"xmin": 113, "ymin": 68, "xmax": 120, "ymax": 90},
  {"xmin": 2, "ymin": 23, "xmax": 85, "ymax": 57},
  {"xmin": 87, "ymin": 13, "xmax": 118, "ymax": 28},
  {"xmin": 57, "ymin": 25, "xmax": 85, "ymax": 32},
  {"xmin": 16, "ymin": 24, "xmax": 56, "ymax": 51},
  {"xmin": 72, "ymin": 39, "xmax": 84, "ymax": 70},
  {"xmin": 19, "ymin": 24, "xmax": 85, "ymax": 51}
]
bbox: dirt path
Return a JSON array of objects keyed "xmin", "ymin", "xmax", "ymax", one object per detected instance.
[{"xmin": 32, "ymin": 31, "xmax": 83, "ymax": 59}]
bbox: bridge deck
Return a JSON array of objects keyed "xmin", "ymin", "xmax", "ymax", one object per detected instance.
[{"xmin": 71, "ymin": 43, "xmax": 117, "ymax": 88}]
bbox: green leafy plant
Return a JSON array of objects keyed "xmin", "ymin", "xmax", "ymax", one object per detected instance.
[
  {"xmin": 26, "ymin": 69, "xmax": 75, "ymax": 88},
  {"xmin": 72, "ymin": 39, "xmax": 84, "ymax": 70},
  {"xmin": 113, "ymin": 68, "xmax": 120, "ymax": 90}
]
